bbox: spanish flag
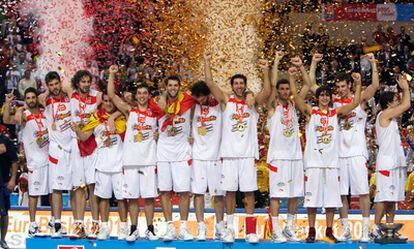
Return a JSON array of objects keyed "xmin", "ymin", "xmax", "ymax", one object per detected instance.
[{"xmin": 161, "ymin": 92, "xmax": 195, "ymax": 132}]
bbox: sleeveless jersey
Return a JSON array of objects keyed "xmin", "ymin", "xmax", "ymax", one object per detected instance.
[
  {"xmin": 267, "ymin": 100, "xmax": 302, "ymax": 162},
  {"xmin": 157, "ymin": 109, "xmax": 192, "ymax": 162},
  {"xmin": 123, "ymin": 107, "xmax": 158, "ymax": 166},
  {"xmin": 93, "ymin": 120, "xmax": 123, "ymax": 172},
  {"xmin": 304, "ymin": 107, "xmax": 339, "ymax": 168},
  {"xmin": 22, "ymin": 110, "xmax": 49, "ymax": 169},
  {"xmin": 44, "ymin": 94, "xmax": 73, "ymax": 151},
  {"xmin": 219, "ymin": 96, "xmax": 259, "ymax": 159},
  {"xmin": 70, "ymin": 89, "xmax": 99, "ymax": 124},
  {"xmin": 192, "ymin": 97, "xmax": 222, "ymax": 160},
  {"xmin": 333, "ymin": 97, "xmax": 368, "ymax": 158},
  {"xmin": 375, "ymin": 112, "xmax": 406, "ymax": 170}
]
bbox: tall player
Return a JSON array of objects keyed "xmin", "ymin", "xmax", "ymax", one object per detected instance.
[
  {"xmin": 310, "ymin": 53, "xmax": 379, "ymax": 242},
  {"xmin": 3, "ymin": 88, "xmax": 49, "ymax": 237},
  {"xmin": 156, "ymin": 75, "xmax": 195, "ymax": 241},
  {"xmin": 266, "ymin": 55, "xmax": 308, "ymax": 242},
  {"xmin": 372, "ymin": 75, "xmax": 411, "ymax": 239},
  {"xmin": 107, "ymin": 65, "xmax": 161, "ymax": 241},
  {"xmin": 72, "ymin": 94, "xmax": 128, "ymax": 240},
  {"xmin": 291, "ymin": 69, "xmax": 362, "ymax": 243},
  {"xmin": 205, "ymin": 55, "xmax": 271, "ymax": 243},
  {"xmin": 38, "ymin": 72, "xmax": 73, "ymax": 237},
  {"xmin": 190, "ymin": 52, "xmax": 225, "ymax": 241}
]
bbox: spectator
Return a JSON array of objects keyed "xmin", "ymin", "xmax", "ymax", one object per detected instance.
[
  {"xmin": 18, "ymin": 69, "xmax": 36, "ymax": 98},
  {"xmin": 372, "ymin": 24, "xmax": 386, "ymax": 45},
  {"xmin": 5, "ymin": 63, "xmax": 20, "ymax": 95},
  {"xmin": 397, "ymin": 26, "xmax": 411, "ymax": 49},
  {"xmin": 0, "ymin": 133, "xmax": 18, "ymax": 249}
]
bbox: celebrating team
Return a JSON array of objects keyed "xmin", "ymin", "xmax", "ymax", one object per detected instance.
[{"xmin": 2, "ymin": 51, "xmax": 411, "ymax": 243}]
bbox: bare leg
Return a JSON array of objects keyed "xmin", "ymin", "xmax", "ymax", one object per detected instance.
[
  {"xmin": 325, "ymin": 208, "xmax": 335, "ymax": 228},
  {"xmin": 99, "ymin": 199, "xmax": 109, "ymax": 222},
  {"xmin": 339, "ymin": 195, "xmax": 349, "ymax": 219},
  {"xmin": 160, "ymin": 191, "xmax": 172, "ymax": 221},
  {"xmin": 214, "ymin": 196, "xmax": 224, "ymax": 223},
  {"xmin": 375, "ymin": 202, "xmax": 385, "ymax": 225},
  {"xmin": 244, "ymin": 192, "xmax": 255, "ymax": 214},
  {"xmin": 287, "ymin": 198, "xmax": 298, "ymax": 215},
  {"xmin": 384, "ymin": 202, "xmax": 395, "ymax": 223},
  {"xmin": 144, "ymin": 198, "xmax": 155, "ymax": 226},
  {"xmin": 359, "ymin": 194, "xmax": 371, "ymax": 218},
  {"xmin": 128, "ymin": 199, "xmax": 139, "ymax": 226},
  {"xmin": 225, "ymin": 191, "xmax": 236, "ymax": 215},
  {"xmin": 194, "ymin": 194, "xmax": 204, "ymax": 222},
  {"xmin": 52, "ymin": 190, "xmax": 62, "ymax": 220},
  {"xmin": 179, "ymin": 192, "xmax": 190, "ymax": 221},
  {"xmin": 270, "ymin": 198, "xmax": 280, "ymax": 217},
  {"xmin": 0, "ymin": 215, "xmax": 8, "ymax": 241},
  {"xmin": 29, "ymin": 196, "xmax": 38, "ymax": 222},
  {"xmin": 118, "ymin": 200, "xmax": 128, "ymax": 222},
  {"xmin": 307, "ymin": 208, "xmax": 317, "ymax": 228},
  {"xmin": 88, "ymin": 184, "xmax": 99, "ymax": 221}
]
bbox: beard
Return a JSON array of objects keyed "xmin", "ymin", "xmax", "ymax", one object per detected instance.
[{"xmin": 27, "ymin": 102, "xmax": 37, "ymax": 109}]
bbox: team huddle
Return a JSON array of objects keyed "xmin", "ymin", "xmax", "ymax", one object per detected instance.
[{"xmin": 2, "ymin": 51, "xmax": 411, "ymax": 244}]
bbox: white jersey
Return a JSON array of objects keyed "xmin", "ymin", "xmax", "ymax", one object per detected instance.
[
  {"xmin": 93, "ymin": 119, "xmax": 123, "ymax": 172},
  {"xmin": 192, "ymin": 97, "xmax": 222, "ymax": 160},
  {"xmin": 157, "ymin": 109, "xmax": 192, "ymax": 162},
  {"xmin": 267, "ymin": 100, "xmax": 302, "ymax": 162},
  {"xmin": 333, "ymin": 97, "xmax": 368, "ymax": 158},
  {"xmin": 71, "ymin": 89, "xmax": 99, "ymax": 124},
  {"xmin": 44, "ymin": 94, "xmax": 73, "ymax": 151},
  {"xmin": 304, "ymin": 107, "xmax": 339, "ymax": 168},
  {"xmin": 375, "ymin": 112, "xmax": 406, "ymax": 170},
  {"xmin": 123, "ymin": 107, "xmax": 158, "ymax": 166},
  {"xmin": 21, "ymin": 110, "xmax": 49, "ymax": 169},
  {"xmin": 219, "ymin": 96, "xmax": 259, "ymax": 159}
]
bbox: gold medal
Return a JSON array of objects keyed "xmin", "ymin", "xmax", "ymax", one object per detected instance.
[
  {"xmin": 342, "ymin": 121, "xmax": 352, "ymax": 131},
  {"xmin": 198, "ymin": 126, "xmax": 207, "ymax": 136},
  {"xmin": 321, "ymin": 134, "xmax": 331, "ymax": 144},
  {"xmin": 135, "ymin": 132, "xmax": 143, "ymax": 142},
  {"xmin": 36, "ymin": 137, "xmax": 43, "ymax": 147},
  {"xmin": 78, "ymin": 122, "xmax": 85, "ymax": 130},
  {"xmin": 169, "ymin": 127, "xmax": 177, "ymax": 137},
  {"xmin": 283, "ymin": 128, "xmax": 293, "ymax": 137},
  {"xmin": 51, "ymin": 122, "xmax": 57, "ymax": 130},
  {"xmin": 104, "ymin": 138, "xmax": 111, "ymax": 147},
  {"xmin": 237, "ymin": 122, "xmax": 246, "ymax": 132}
]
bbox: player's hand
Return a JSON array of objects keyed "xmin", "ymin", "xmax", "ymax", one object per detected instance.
[
  {"xmin": 71, "ymin": 122, "xmax": 80, "ymax": 132},
  {"xmin": 5, "ymin": 92, "xmax": 15, "ymax": 104},
  {"xmin": 258, "ymin": 59, "xmax": 269, "ymax": 69},
  {"xmin": 275, "ymin": 50, "xmax": 286, "ymax": 62},
  {"xmin": 397, "ymin": 74, "xmax": 409, "ymax": 90},
  {"xmin": 204, "ymin": 51, "xmax": 212, "ymax": 61},
  {"xmin": 109, "ymin": 65, "xmax": 118, "ymax": 75},
  {"xmin": 288, "ymin": 67, "xmax": 298, "ymax": 77},
  {"xmin": 290, "ymin": 56, "xmax": 303, "ymax": 67},
  {"xmin": 351, "ymin": 72, "xmax": 362, "ymax": 85},
  {"xmin": 0, "ymin": 144, "xmax": 6, "ymax": 155},
  {"xmin": 312, "ymin": 53, "xmax": 323, "ymax": 63}
]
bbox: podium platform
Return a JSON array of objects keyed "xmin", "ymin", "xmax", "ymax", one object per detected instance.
[{"xmin": 26, "ymin": 237, "xmax": 414, "ymax": 249}]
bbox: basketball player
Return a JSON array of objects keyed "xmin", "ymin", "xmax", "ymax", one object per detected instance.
[
  {"xmin": 310, "ymin": 53, "xmax": 379, "ymax": 242},
  {"xmin": 372, "ymin": 75, "xmax": 411, "ymax": 239},
  {"xmin": 156, "ymin": 75, "xmax": 195, "ymax": 241},
  {"xmin": 107, "ymin": 65, "xmax": 161, "ymax": 241},
  {"xmin": 3, "ymin": 88, "xmax": 49, "ymax": 237},
  {"xmin": 189, "ymin": 52, "xmax": 225, "ymax": 240},
  {"xmin": 266, "ymin": 55, "xmax": 309, "ymax": 242},
  {"xmin": 204, "ymin": 55, "xmax": 271, "ymax": 243},
  {"xmin": 72, "ymin": 94, "xmax": 128, "ymax": 240},
  {"xmin": 291, "ymin": 69, "xmax": 362, "ymax": 243}
]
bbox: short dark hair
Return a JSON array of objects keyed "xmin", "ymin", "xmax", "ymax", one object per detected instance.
[
  {"xmin": 379, "ymin": 91, "xmax": 395, "ymax": 110},
  {"xmin": 315, "ymin": 85, "xmax": 333, "ymax": 99},
  {"xmin": 24, "ymin": 87, "xmax": 38, "ymax": 98},
  {"xmin": 71, "ymin": 70, "xmax": 92, "ymax": 89},
  {"xmin": 165, "ymin": 75, "xmax": 181, "ymax": 86},
  {"xmin": 135, "ymin": 83, "xmax": 150, "ymax": 93},
  {"xmin": 191, "ymin": 81, "xmax": 210, "ymax": 97},
  {"xmin": 335, "ymin": 72, "xmax": 351, "ymax": 85},
  {"xmin": 45, "ymin": 71, "xmax": 61, "ymax": 84},
  {"xmin": 230, "ymin": 74, "xmax": 247, "ymax": 86},
  {"xmin": 276, "ymin": 79, "xmax": 290, "ymax": 89}
]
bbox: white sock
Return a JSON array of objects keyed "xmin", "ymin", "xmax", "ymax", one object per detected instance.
[
  {"xmin": 180, "ymin": 220, "xmax": 187, "ymax": 229},
  {"xmin": 341, "ymin": 218, "xmax": 349, "ymax": 228},
  {"xmin": 55, "ymin": 219, "xmax": 61, "ymax": 224},
  {"xmin": 30, "ymin": 221, "xmax": 37, "ymax": 227},
  {"xmin": 102, "ymin": 222, "xmax": 109, "ymax": 229},
  {"xmin": 227, "ymin": 215, "xmax": 234, "ymax": 229},
  {"xmin": 271, "ymin": 216, "xmax": 280, "ymax": 233},
  {"xmin": 216, "ymin": 220, "xmax": 224, "ymax": 229},
  {"xmin": 363, "ymin": 217, "xmax": 370, "ymax": 228},
  {"xmin": 287, "ymin": 214, "xmax": 294, "ymax": 227}
]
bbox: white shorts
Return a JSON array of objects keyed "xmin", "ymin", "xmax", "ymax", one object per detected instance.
[
  {"xmin": 157, "ymin": 160, "xmax": 192, "ymax": 192},
  {"xmin": 71, "ymin": 140, "xmax": 97, "ymax": 187},
  {"xmin": 338, "ymin": 156, "xmax": 369, "ymax": 196},
  {"xmin": 49, "ymin": 142, "xmax": 72, "ymax": 191},
  {"xmin": 28, "ymin": 166, "xmax": 49, "ymax": 196},
  {"xmin": 374, "ymin": 167, "xmax": 407, "ymax": 203},
  {"xmin": 94, "ymin": 170, "xmax": 123, "ymax": 200},
  {"xmin": 220, "ymin": 158, "xmax": 258, "ymax": 192},
  {"xmin": 191, "ymin": 160, "xmax": 225, "ymax": 196},
  {"xmin": 304, "ymin": 168, "xmax": 342, "ymax": 208},
  {"xmin": 269, "ymin": 160, "xmax": 304, "ymax": 198},
  {"xmin": 123, "ymin": 166, "xmax": 158, "ymax": 199}
]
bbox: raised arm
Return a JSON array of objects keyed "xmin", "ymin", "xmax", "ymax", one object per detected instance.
[
  {"xmin": 380, "ymin": 75, "xmax": 411, "ymax": 122},
  {"xmin": 309, "ymin": 53, "xmax": 323, "ymax": 94},
  {"xmin": 107, "ymin": 65, "xmax": 131, "ymax": 115},
  {"xmin": 288, "ymin": 67, "xmax": 312, "ymax": 116},
  {"xmin": 62, "ymin": 79, "xmax": 74, "ymax": 97},
  {"xmin": 336, "ymin": 73, "xmax": 362, "ymax": 116},
  {"xmin": 2, "ymin": 94, "xmax": 17, "ymax": 125},
  {"xmin": 204, "ymin": 51, "xmax": 227, "ymax": 105},
  {"xmin": 270, "ymin": 51, "xmax": 285, "ymax": 86},
  {"xmin": 255, "ymin": 59, "xmax": 271, "ymax": 106},
  {"xmin": 291, "ymin": 56, "xmax": 311, "ymax": 99},
  {"xmin": 361, "ymin": 53, "xmax": 379, "ymax": 103}
]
